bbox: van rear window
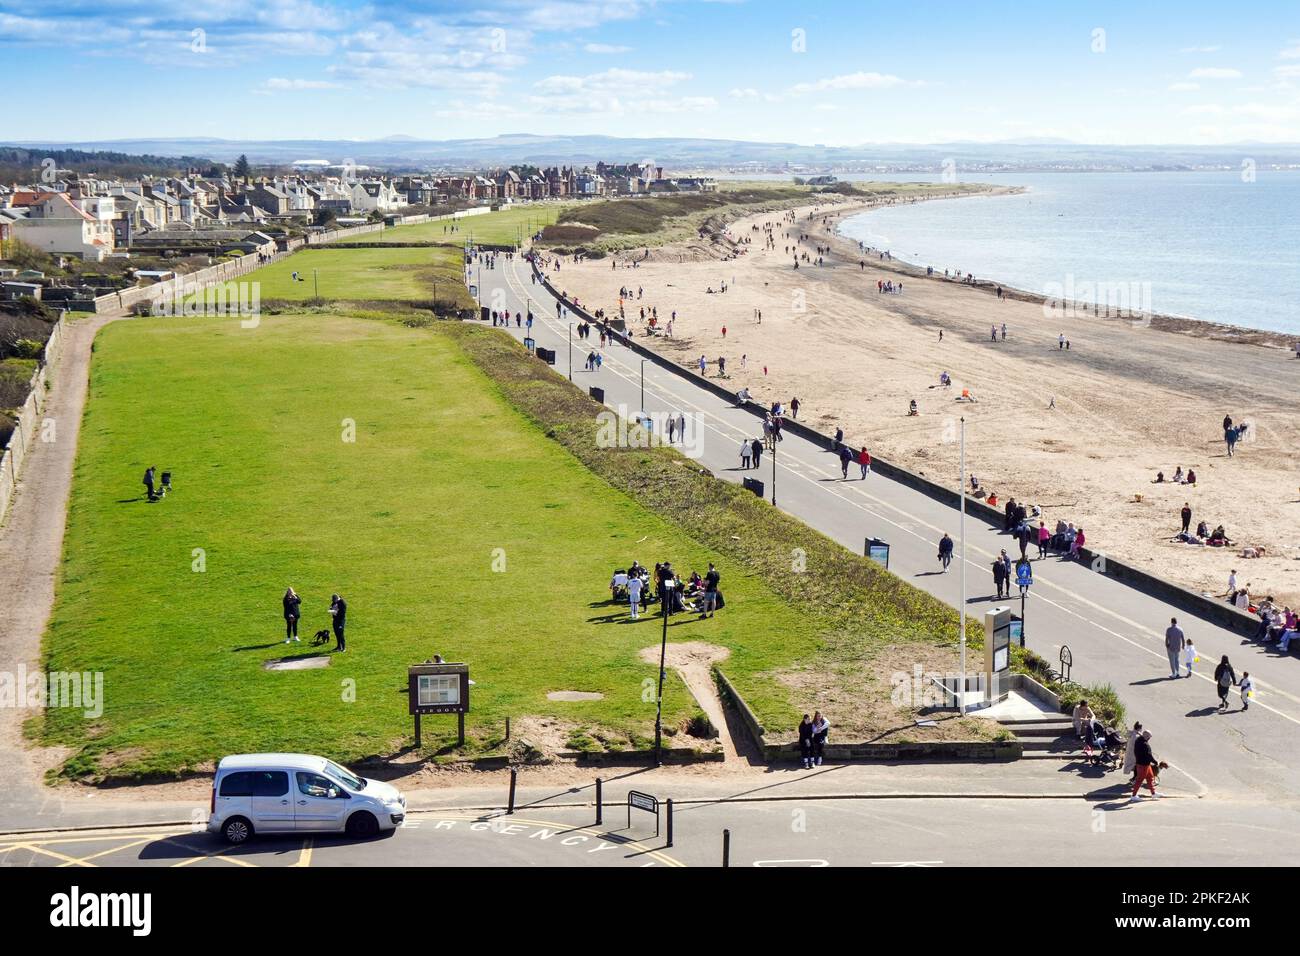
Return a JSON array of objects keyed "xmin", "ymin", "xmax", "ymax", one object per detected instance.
[{"xmin": 220, "ymin": 770, "xmax": 289, "ymax": 797}]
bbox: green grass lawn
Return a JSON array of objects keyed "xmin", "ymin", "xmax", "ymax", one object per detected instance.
[
  {"xmin": 240, "ymin": 246, "xmax": 471, "ymax": 309},
  {"xmin": 39, "ymin": 312, "xmax": 824, "ymax": 781},
  {"xmin": 369, "ymin": 203, "xmax": 572, "ymax": 246}
]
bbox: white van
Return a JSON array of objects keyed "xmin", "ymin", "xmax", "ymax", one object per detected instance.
[{"xmin": 208, "ymin": 753, "xmax": 406, "ymax": 844}]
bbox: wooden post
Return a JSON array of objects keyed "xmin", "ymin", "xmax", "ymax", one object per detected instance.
[
  {"xmin": 507, "ymin": 769, "xmax": 517, "ymax": 815},
  {"xmin": 414, "ymin": 713, "xmax": 421, "ymax": 749},
  {"xmin": 595, "ymin": 778, "xmax": 603, "ymax": 826},
  {"xmin": 722, "ymin": 829, "xmax": 730, "ymax": 868},
  {"xmin": 505, "ymin": 715, "xmax": 511, "ymax": 741},
  {"xmin": 458, "ymin": 712, "xmax": 465, "ymax": 747},
  {"xmin": 666, "ymin": 798, "xmax": 673, "ymax": 847}
]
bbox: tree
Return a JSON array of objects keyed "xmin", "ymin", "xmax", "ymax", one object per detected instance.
[{"xmin": 234, "ymin": 154, "xmax": 251, "ymax": 183}]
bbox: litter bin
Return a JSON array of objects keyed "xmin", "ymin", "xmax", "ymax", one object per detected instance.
[
  {"xmin": 742, "ymin": 477, "xmax": 764, "ymax": 498},
  {"xmin": 589, "ymin": 386, "xmax": 605, "ymax": 403}
]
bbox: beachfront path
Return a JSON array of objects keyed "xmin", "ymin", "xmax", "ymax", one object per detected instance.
[{"xmin": 487, "ymin": 254, "xmax": 1300, "ymax": 805}]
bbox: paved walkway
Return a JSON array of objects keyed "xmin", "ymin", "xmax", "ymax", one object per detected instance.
[{"xmin": 482, "ymin": 255, "xmax": 1300, "ymax": 804}]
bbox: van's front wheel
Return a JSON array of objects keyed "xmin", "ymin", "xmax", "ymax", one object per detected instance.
[
  {"xmin": 222, "ymin": 817, "xmax": 253, "ymax": 845},
  {"xmin": 345, "ymin": 812, "xmax": 379, "ymax": 838}
]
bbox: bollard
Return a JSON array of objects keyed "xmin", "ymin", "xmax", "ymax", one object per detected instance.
[
  {"xmin": 507, "ymin": 768, "xmax": 517, "ymax": 815},
  {"xmin": 595, "ymin": 777, "xmax": 603, "ymax": 826},
  {"xmin": 722, "ymin": 828, "xmax": 730, "ymax": 868},
  {"xmin": 505, "ymin": 715, "xmax": 510, "ymax": 741},
  {"xmin": 666, "ymin": 798, "xmax": 674, "ymax": 847}
]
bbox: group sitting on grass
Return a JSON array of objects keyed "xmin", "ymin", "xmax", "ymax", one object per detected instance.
[{"xmin": 609, "ymin": 560, "xmax": 723, "ymax": 620}]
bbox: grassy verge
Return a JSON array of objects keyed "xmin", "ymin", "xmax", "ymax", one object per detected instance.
[
  {"xmin": 442, "ymin": 323, "xmax": 994, "ymax": 746},
  {"xmin": 364, "ymin": 203, "xmax": 574, "ymax": 246},
  {"xmin": 240, "ymin": 246, "xmax": 474, "ymax": 311}
]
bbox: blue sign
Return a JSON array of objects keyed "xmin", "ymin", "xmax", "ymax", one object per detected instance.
[{"xmin": 1016, "ymin": 563, "xmax": 1033, "ymax": 588}]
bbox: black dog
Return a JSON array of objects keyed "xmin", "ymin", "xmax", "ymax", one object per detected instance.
[{"xmin": 311, "ymin": 629, "xmax": 331, "ymax": 646}]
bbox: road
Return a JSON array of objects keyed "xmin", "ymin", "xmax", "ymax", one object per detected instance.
[{"xmin": 478, "ymin": 253, "xmax": 1300, "ymax": 805}]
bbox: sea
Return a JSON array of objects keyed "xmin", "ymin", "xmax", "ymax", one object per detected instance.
[{"xmin": 745, "ymin": 171, "xmax": 1300, "ymax": 336}]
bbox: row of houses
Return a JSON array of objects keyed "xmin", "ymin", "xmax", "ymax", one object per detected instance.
[{"xmin": 0, "ymin": 162, "xmax": 718, "ymax": 261}]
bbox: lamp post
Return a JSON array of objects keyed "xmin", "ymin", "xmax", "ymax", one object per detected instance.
[
  {"xmin": 640, "ymin": 359, "xmax": 645, "ymax": 410},
  {"xmin": 771, "ymin": 437, "xmax": 777, "ymax": 507},
  {"xmin": 959, "ymin": 416, "xmax": 967, "ymax": 715},
  {"xmin": 568, "ymin": 323, "xmax": 573, "ymax": 381},
  {"xmin": 654, "ymin": 573, "xmax": 674, "ymax": 767}
]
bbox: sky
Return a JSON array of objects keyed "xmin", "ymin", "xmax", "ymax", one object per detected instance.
[{"xmin": 3, "ymin": 0, "xmax": 1299, "ymax": 145}]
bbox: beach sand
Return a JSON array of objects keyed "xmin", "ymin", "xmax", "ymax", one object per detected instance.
[{"xmin": 549, "ymin": 197, "xmax": 1300, "ymax": 609}]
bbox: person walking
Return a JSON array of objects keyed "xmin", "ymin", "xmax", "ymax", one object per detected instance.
[
  {"xmin": 1184, "ymin": 638, "xmax": 1198, "ymax": 678},
  {"xmin": 1129, "ymin": 730, "xmax": 1161, "ymax": 802},
  {"xmin": 938, "ymin": 533, "xmax": 954, "ymax": 571},
  {"xmin": 858, "ymin": 446, "xmax": 871, "ymax": 479},
  {"xmin": 329, "ymin": 593, "xmax": 347, "ymax": 652},
  {"xmin": 838, "ymin": 444, "xmax": 852, "ymax": 479},
  {"xmin": 798, "ymin": 714, "xmax": 815, "ymax": 769},
  {"xmin": 1164, "ymin": 618, "xmax": 1185, "ymax": 678},
  {"xmin": 1037, "ymin": 521, "xmax": 1050, "ymax": 558},
  {"xmin": 751, "ymin": 437, "xmax": 763, "ymax": 469},
  {"xmin": 143, "ymin": 466, "xmax": 156, "ymax": 501},
  {"xmin": 810, "ymin": 711, "xmax": 830, "ymax": 766},
  {"xmin": 1180, "ymin": 502, "xmax": 1192, "ymax": 535},
  {"xmin": 992, "ymin": 556, "xmax": 1008, "ymax": 600},
  {"xmin": 282, "ymin": 587, "xmax": 302, "ymax": 644},
  {"xmin": 740, "ymin": 438, "xmax": 751, "ymax": 470},
  {"xmin": 667, "ymin": 416, "xmax": 677, "ymax": 444},
  {"xmin": 1240, "ymin": 671, "xmax": 1254, "ymax": 711},
  {"xmin": 1214, "ymin": 655, "xmax": 1237, "ymax": 712},
  {"xmin": 628, "ymin": 574, "xmax": 642, "ymax": 620}
]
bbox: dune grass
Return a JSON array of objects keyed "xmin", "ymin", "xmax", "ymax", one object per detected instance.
[{"xmin": 38, "ymin": 312, "xmax": 829, "ymax": 781}]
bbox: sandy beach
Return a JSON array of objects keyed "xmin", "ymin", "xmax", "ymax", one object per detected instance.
[{"xmin": 549, "ymin": 195, "xmax": 1300, "ymax": 609}]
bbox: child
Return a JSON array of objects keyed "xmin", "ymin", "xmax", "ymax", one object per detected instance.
[
  {"xmin": 1184, "ymin": 639, "xmax": 1198, "ymax": 678},
  {"xmin": 1240, "ymin": 672, "xmax": 1254, "ymax": 711}
]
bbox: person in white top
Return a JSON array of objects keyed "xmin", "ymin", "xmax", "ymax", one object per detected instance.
[
  {"xmin": 1183, "ymin": 639, "xmax": 1198, "ymax": 677},
  {"xmin": 628, "ymin": 576, "xmax": 643, "ymax": 620},
  {"xmin": 1239, "ymin": 672, "xmax": 1254, "ymax": 711},
  {"xmin": 740, "ymin": 439, "xmax": 752, "ymax": 469},
  {"xmin": 1227, "ymin": 569, "xmax": 1238, "ymax": 596}
]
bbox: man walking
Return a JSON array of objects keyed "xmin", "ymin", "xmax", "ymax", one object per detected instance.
[
  {"xmin": 329, "ymin": 593, "xmax": 347, "ymax": 652},
  {"xmin": 992, "ymin": 556, "xmax": 1008, "ymax": 600},
  {"xmin": 143, "ymin": 465, "xmax": 156, "ymax": 501},
  {"xmin": 1180, "ymin": 502, "xmax": 1192, "ymax": 535},
  {"xmin": 1164, "ymin": 617, "xmax": 1185, "ymax": 678},
  {"xmin": 938, "ymin": 533, "xmax": 954, "ymax": 571}
]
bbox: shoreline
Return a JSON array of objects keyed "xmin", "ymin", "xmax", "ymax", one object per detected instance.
[
  {"xmin": 552, "ymin": 196, "xmax": 1300, "ymax": 608},
  {"xmin": 830, "ymin": 193, "xmax": 1300, "ymax": 353}
]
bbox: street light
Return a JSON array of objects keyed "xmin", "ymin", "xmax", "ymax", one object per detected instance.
[
  {"xmin": 640, "ymin": 358, "xmax": 645, "ymax": 410},
  {"xmin": 771, "ymin": 436, "xmax": 777, "ymax": 507},
  {"xmin": 959, "ymin": 415, "xmax": 967, "ymax": 715},
  {"xmin": 654, "ymin": 573, "xmax": 674, "ymax": 768},
  {"xmin": 568, "ymin": 322, "xmax": 573, "ymax": 381}
]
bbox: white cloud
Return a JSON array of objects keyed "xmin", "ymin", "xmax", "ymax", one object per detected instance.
[
  {"xmin": 728, "ymin": 87, "xmax": 760, "ymax": 98},
  {"xmin": 1188, "ymin": 67, "xmax": 1242, "ymax": 79},
  {"xmin": 1167, "ymin": 82, "xmax": 1200, "ymax": 92},
  {"xmin": 533, "ymin": 68, "xmax": 690, "ymax": 95},
  {"xmin": 583, "ymin": 42, "xmax": 631, "ymax": 54},
  {"xmin": 1179, "ymin": 45, "xmax": 1220, "ymax": 54},
  {"xmin": 790, "ymin": 71, "xmax": 910, "ymax": 94},
  {"xmin": 262, "ymin": 77, "xmax": 341, "ymax": 90},
  {"xmin": 1274, "ymin": 64, "xmax": 1300, "ymax": 78},
  {"xmin": 1279, "ymin": 42, "xmax": 1300, "ymax": 59}
]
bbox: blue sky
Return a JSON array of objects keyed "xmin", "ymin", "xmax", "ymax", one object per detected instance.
[{"xmin": 4, "ymin": 0, "xmax": 1299, "ymax": 144}]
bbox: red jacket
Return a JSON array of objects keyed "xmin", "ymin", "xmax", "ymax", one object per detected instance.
[{"xmin": 858, "ymin": 449, "xmax": 871, "ymax": 465}]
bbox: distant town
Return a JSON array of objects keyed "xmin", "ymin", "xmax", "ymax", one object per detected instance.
[{"xmin": 0, "ymin": 159, "xmax": 717, "ymax": 271}]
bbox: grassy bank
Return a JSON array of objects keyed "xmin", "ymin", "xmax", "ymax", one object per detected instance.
[
  {"xmin": 368, "ymin": 203, "xmax": 573, "ymax": 246},
  {"xmin": 241, "ymin": 246, "xmax": 474, "ymax": 311}
]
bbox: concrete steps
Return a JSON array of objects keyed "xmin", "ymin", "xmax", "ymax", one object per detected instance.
[{"xmin": 998, "ymin": 717, "xmax": 1079, "ymax": 761}]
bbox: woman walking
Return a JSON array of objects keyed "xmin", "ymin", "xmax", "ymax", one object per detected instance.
[
  {"xmin": 858, "ymin": 446, "xmax": 871, "ymax": 479},
  {"xmin": 1129, "ymin": 730, "xmax": 1161, "ymax": 802},
  {"xmin": 282, "ymin": 586, "xmax": 302, "ymax": 644},
  {"xmin": 1122, "ymin": 721, "xmax": 1142, "ymax": 780},
  {"xmin": 1214, "ymin": 655, "xmax": 1237, "ymax": 712}
]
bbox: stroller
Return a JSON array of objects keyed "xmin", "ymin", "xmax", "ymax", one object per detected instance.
[
  {"xmin": 1081, "ymin": 721, "xmax": 1122, "ymax": 771},
  {"xmin": 609, "ymin": 570, "xmax": 630, "ymax": 602}
]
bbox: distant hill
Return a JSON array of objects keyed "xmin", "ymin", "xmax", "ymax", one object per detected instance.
[{"xmin": 5, "ymin": 134, "xmax": 1300, "ymax": 172}]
